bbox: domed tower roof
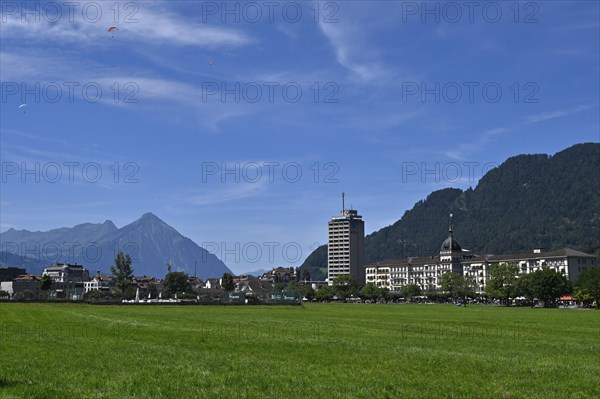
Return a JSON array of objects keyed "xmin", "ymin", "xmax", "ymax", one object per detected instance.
[
  {"xmin": 440, "ymin": 233, "xmax": 462, "ymax": 253},
  {"xmin": 440, "ymin": 214, "xmax": 462, "ymax": 253}
]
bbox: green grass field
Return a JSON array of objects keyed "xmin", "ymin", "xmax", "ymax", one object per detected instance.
[{"xmin": 0, "ymin": 303, "xmax": 598, "ymax": 399}]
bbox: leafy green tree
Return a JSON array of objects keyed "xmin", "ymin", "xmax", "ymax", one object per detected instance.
[
  {"xmin": 297, "ymin": 285, "xmax": 316, "ymax": 300},
  {"xmin": 123, "ymin": 286, "xmax": 137, "ymax": 300},
  {"xmin": 111, "ymin": 288, "xmax": 122, "ymax": 299},
  {"xmin": 424, "ymin": 288, "xmax": 442, "ymax": 302},
  {"xmin": 273, "ymin": 282, "xmax": 285, "ymax": 291},
  {"xmin": 286, "ymin": 280, "xmax": 299, "ymax": 291},
  {"xmin": 15, "ymin": 289, "xmax": 35, "ymax": 301},
  {"xmin": 110, "ymin": 252, "xmax": 134, "ymax": 299},
  {"xmin": 574, "ymin": 266, "xmax": 600, "ymax": 308},
  {"xmin": 360, "ymin": 283, "xmax": 379, "ymax": 300},
  {"xmin": 486, "ymin": 263, "xmax": 519, "ymax": 306},
  {"xmin": 573, "ymin": 288, "xmax": 594, "ymax": 307},
  {"xmin": 332, "ymin": 274, "xmax": 358, "ymax": 299},
  {"xmin": 388, "ymin": 291, "xmax": 403, "ymax": 302},
  {"xmin": 315, "ymin": 286, "xmax": 334, "ymax": 301},
  {"xmin": 463, "ymin": 275, "xmax": 477, "ymax": 297},
  {"xmin": 178, "ymin": 292, "xmax": 198, "ymax": 299},
  {"xmin": 515, "ymin": 273, "xmax": 536, "ymax": 306},
  {"xmin": 440, "ymin": 272, "xmax": 465, "ymax": 301},
  {"xmin": 401, "ymin": 284, "xmax": 422, "ymax": 299},
  {"xmin": 527, "ymin": 269, "xmax": 571, "ymax": 308},
  {"xmin": 163, "ymin": 272, "xmax": 193, "ymax": 297},
  {"xmin": 377, "ymin": 287, "xmax": 390, "ymax": 301},
  {"xmin": 147, "ymin": 283, "xmax": 159, "ymax": 299},
  {"xmin": 84, "ymin": 290, "xmax": 105, "ymax": 301},
  {"xmin": 39, "ymin": 274, "xmax": 53, "ymax": 299},
  {"xmin": 221, "ymin": 273, "xmax": 236, "ymax": 292}
]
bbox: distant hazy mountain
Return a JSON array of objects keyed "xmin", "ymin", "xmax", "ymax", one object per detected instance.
[
  {"xmin": 0, "ymin": 251, "xmax": 48, "ymax": 274},
  {"xmin": 242, "ymin": 268, "xmax": 268, "ymax": 277},
  {"xmin": 300, "ymin": 142, "xmax": 600, "ymax": 280},
  {"xmin": 0, "ymin": 213, "xmax": 232, "ymax": 279}
]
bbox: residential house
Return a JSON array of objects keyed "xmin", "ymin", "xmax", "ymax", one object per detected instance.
[
  {"xmin": 42, "ymin": 263, "xmax": 90, "ymax": 300},
  {"xmin": 0, "ymin": 274, "xmax": 41, "ymax": 299},
  {"xmin": 260, "ymin": 267, "xmax": 296, "ymax": 284},
  {"xmin": 83, "ymin": 273, "xmax": 114, "ymax": 293}
]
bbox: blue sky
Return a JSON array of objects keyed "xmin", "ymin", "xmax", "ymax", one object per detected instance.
[{"xmin": 1, "ymin": 1, "xmax": 598, "ymax": 274}]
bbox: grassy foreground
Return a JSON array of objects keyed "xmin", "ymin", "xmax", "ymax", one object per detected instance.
[{"xmin": 0, "ymin": 303, "xmax": 598, "ymax": 399}]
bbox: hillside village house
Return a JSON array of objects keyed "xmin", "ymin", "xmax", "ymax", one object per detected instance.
[
  {"xmin": 203, "ymin": 278, "xmax": 222, "ymax": 290},
  {"xmin": 236, "ymin": 275, "xmax": 274, "ymax": 293},
  {"xmin": 260, "ymin": 267, "xmax": 296, "ymax": 284}
]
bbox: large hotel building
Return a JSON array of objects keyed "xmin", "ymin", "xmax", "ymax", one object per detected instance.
[
  {"xmin": 365, "ymin": 220, "xmax": 596, "ymax": 293},
  {"xmin": 327, "ymin": 194, "xmax": 365, "ymax": 286}
]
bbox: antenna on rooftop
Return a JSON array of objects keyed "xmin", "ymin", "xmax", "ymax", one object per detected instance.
[{"xmin": 342, "ymin": 192, "xmax": 345, "ymax": 212}]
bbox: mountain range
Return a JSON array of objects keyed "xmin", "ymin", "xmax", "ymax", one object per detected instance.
[
  {"xmin": 0, "ymin": 213, "xmax": 232, "ymax": 279},
  {"xmin": 300, "ymin": 142, "xmax": 600, "ymax": 280}
]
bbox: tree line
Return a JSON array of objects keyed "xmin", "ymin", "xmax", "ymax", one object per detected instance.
[
  {"xmin": 104, "ymin": 252, "xmax": 600, "ymax": 308},
  {"xmin": 486, "ymin": 262, "xmax": 600, "ymax": 308}
]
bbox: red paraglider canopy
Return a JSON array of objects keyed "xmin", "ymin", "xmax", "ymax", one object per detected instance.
[{"xmin": 108, "ymin": 26, "xmax": 119, "ymax": 32}]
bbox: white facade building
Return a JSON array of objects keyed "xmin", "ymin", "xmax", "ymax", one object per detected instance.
[
  {"xmin": 83, "ymin": 274, "xmax": 114, "ymax": 293},
  {"xmin": 462, "ymin": 248, "xmax": 597, "ymax": 294},
  {"xmin": 43, "ymin": 263, "xmax": 89, "ymax": 283},
  {"xmin": 365, "ymin": 224, "xmax": 596, "ymax": 293}
]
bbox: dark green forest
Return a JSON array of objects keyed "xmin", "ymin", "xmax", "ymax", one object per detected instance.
[{"xmin": 301, "ymin": 143, "xmax": 600, "ymax": 281}]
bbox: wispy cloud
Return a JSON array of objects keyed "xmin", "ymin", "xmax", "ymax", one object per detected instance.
[
  {"xmin": 318, "ymin": 22, "xmax": 387, "ymax": 82},
  {"xmin": 443, "ymin": 127, "xmax": 509, "ymax": 161},
  {"xmin": 183, "ymin": 181, "xmax": 268, "ymax": 206},
  {"xmin": 0, "ymin": 2, "xmax": 254, "ymax": 49},
  {"xmin": 132, "ymin": 6, "xmax": 254, "ymax": 48},
  {"xmin": 0, "ymin": 127, "xmax": 146, "ymax": 190},
  {"xmin": 526, "ymin": 105, "xmax": 591, "ymax": 124},
  {"xmin": 0, "ymin": 50, "xmax": 259, "ymax": 131},
  {"xmin": 443, "ymin": 103, "xmax": 594, "ymax": 160}
]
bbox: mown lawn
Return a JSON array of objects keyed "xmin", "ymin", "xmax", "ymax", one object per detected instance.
[{"xmin": 0, "ymin": 303, "xmax": 598, "ymax": 399}]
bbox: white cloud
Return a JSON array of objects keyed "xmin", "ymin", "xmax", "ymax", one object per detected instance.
[
  {"xmin": 318, "ymin": 22, "xmax": 387, "ymax": 82},
  {"xmin": 443, "ymin": 127, "xmax": 509, "ymax": 161},
  {"xmin": 526, "ymin": 105, "xmax": 591, "ymax": 124},
  {"xmin": 0, "ymin": 50, "xmax": 258, "ymax": 131},
  {"xmin": 0, "ymin": 2, "xmax": 254, "ymax": 49},
  {"xmin": 183, "ymin": 181, "xmax": 268, "ymax": 206}
]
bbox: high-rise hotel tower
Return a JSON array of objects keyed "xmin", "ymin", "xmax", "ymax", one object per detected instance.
[{"xmin": 327, "ymin": 193, "xmax": 365, "ymax": 286}]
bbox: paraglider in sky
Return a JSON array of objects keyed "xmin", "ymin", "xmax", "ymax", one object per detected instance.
[
  {"xmin": 108, "ymin": 26, "xmax": 118, "ymax": 38},
  {"xmin": 19, "ymin": 104, "xmax": 27, "ymax": 113},
  {"xmin": 208, "ymin": 59, "xmax": 214, "ymax": 70}
]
